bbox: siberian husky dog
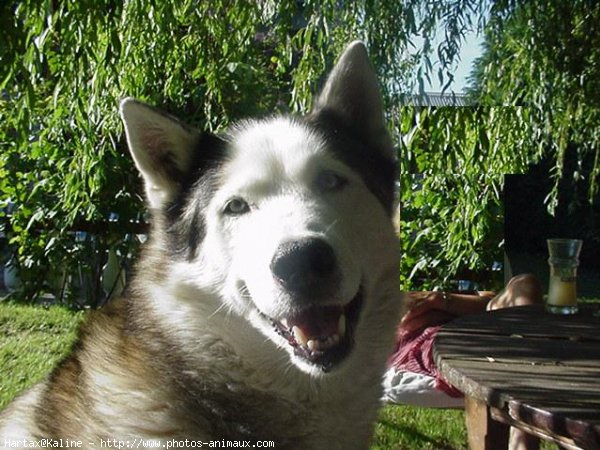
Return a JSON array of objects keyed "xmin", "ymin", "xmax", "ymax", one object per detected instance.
[{"xmin": 0, "ymin": 41, "xmax": 401, "ymax": 449}]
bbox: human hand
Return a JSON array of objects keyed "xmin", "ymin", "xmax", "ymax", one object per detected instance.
[{"xmin": 400, "ymin": 291, "xmax": 455, "ymax": 333}]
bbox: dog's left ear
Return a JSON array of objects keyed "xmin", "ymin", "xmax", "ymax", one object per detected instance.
[{"xmin": 312, "ymin": 41, "xmax": 393, "ymax": 158}]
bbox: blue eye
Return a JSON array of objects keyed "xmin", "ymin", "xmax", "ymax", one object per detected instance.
[
  {"xmin": 223, "ymin": 198, "xmax": 250, "ymax": 215},
  {"xmin": 317, "ymin": 171, "xmax": 347, "ymax": 192}
]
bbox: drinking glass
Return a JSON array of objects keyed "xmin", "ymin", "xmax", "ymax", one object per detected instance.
[{"xmin": 546, "ymin": 239, "xmax": 583, "ymax": 315}]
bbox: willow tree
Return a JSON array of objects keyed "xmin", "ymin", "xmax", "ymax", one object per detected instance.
[
  {"xmin": 2, "ymin": 0, "xmax": 598, "ymax": 297},
  {"xmin": 0, "ymin": 0, "xmax": 419, "ymax": 301},
  {"xmin": 399, "ymin": 107, "xmax": 537, "ymax": 290},
  {"xmin": 469, "ymin": 1, "xmax": 600, "ymax": 203},
  {"xmin": 399, "ymin": 1, "xmax": 600, "ymax": 289}
]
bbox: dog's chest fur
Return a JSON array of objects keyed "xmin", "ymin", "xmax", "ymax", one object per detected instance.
[{"xmin": 16, "ymin": 297, "xmax": 379, "ymax": 449}]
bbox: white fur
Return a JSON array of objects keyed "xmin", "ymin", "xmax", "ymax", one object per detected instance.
[{"xmin": 146, "ymin": 112, "xmax": 400, "ymax": 381}]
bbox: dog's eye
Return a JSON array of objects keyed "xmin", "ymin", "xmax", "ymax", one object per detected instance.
[
  {"xmin": 223, "ymin": 198, "xmax": 250, "ymax": 215},
  {"xmin": 317, "ymin": 171, "xmax": 347, "ymax": 192}
]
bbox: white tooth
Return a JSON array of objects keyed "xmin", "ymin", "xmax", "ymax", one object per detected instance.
[
  {"xmin": 307, "ymin": 339, "xmax": 318, "ymax": 351},
  {"xmin": 281, "ymin": 318, "xmax": 289, "ymax": 329},
  {"xmin": 292, "ymin": 326, "xmax": 308, "ymax": 346},
  {"xmin": 338, "ymin": 314, "xmax": 346, "ymax": 337}
]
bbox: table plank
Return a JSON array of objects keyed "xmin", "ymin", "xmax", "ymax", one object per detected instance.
[{"xmin": 434, "ymin": 305, "xmax": 600, "ymax": 449}]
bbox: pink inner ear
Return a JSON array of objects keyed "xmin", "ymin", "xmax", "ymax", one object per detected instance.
[
  {"xmin": 135, "ymin": 128, "xmax": 177, "ymax": 178},
  {"xmin": 142, "ymin": 129, "xmax": 168, "ymax": 157}
]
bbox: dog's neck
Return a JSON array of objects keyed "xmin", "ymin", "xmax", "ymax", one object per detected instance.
[{"xmin": 121, "ymin": 286, "xmax": 382, "ymax": 449}]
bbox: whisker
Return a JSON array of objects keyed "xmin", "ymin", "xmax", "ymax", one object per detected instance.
[
  {"xmin": 324, "ymin": 219, "xmax": 340, "ymax": 235},
  {"xmin": 208, "ymin": 302, "xmax": 230, "ymax": 319}
]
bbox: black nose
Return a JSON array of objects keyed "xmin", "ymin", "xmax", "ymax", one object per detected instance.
[{"xmin": 270, "ymin": 238, "xmax": 338, "ymax": 299}]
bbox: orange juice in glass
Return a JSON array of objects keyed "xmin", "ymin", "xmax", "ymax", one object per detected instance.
[{"xmin": 546, "ymin": 239, "xmax": 582, "ymax": 315}]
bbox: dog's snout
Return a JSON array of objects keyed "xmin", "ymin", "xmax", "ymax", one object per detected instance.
[{"xmin": 270, "ymin": 238, "xmax": 337, "ymax": 298}]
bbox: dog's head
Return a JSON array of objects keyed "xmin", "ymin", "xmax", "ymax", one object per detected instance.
[{"xmin": 120, "ymin": 42, "xmax": 399, "ymax": 375}]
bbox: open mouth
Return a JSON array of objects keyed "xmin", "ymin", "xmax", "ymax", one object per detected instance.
[{"xmin": 261, "ymin": 287, "xmax": 363, "ymax": 372}]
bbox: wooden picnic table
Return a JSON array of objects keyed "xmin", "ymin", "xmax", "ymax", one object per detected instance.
[{"xmin": 434, "ymin": 304, "xmax": 600, "ymax": 450}]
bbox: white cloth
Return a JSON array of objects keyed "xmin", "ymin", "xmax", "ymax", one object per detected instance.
[{"xmin": 381, "ymin": 368, "xmax": 464, "ymax": 409}]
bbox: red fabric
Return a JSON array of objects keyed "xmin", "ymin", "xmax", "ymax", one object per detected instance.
[{"xmin": 388, "ymin": 325, "xmax": 463, "ymax": 398}]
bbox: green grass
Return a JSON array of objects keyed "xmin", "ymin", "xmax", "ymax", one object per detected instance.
[
  {"xmin": 373, "ymin": 405, "xmax": 467, "ymax": 449},
  {"xmin": 0, "ymin": 301, "xmax": 85, "ymax": 409}
]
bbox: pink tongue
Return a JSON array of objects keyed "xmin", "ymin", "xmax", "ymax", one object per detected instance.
[{"xmin": 290, "ymin": 305, "xmax": 342, "ymax": 339}]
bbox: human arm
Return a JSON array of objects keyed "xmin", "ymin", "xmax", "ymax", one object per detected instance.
[{"xmin": 400, "ymin": 291, "xmax": 494, "ymax": 332}]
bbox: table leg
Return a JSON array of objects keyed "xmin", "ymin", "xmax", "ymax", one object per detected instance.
[
  {"xmin": 509, "ymin": 427, "xmax": 540, "ymax": 450},
  {"xmin": 465, "ymin": 396, "xmax": 510, "ymax": 450}
]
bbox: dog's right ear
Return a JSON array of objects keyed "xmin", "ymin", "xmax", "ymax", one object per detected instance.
[{"xmin": 120, "ymin": 98, "xmax": 200, "ymax": 209}]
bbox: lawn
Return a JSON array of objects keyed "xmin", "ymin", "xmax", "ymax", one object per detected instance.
[
  {"xmin": 0, "ymin": 301, "xmax": 558, "ymax": 449},
  {"xmin": 0, "ymin": 302, "xmax": 85, "ymax": 410}
]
